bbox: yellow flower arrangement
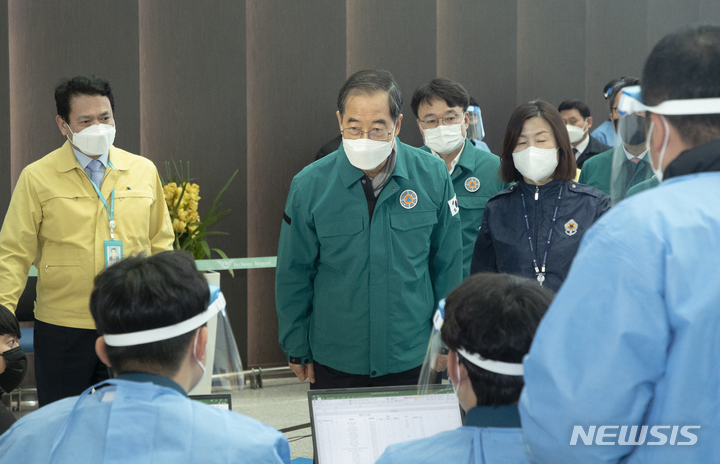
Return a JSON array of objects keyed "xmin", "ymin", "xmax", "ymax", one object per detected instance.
[{"xmin": 161, "ymin": 160, "xmax": 238, "ymax": 264}]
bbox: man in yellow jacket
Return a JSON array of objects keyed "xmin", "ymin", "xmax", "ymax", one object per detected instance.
[{"xmin": 0, "ymin": 76, "xmax": 174, "ymax": 406}]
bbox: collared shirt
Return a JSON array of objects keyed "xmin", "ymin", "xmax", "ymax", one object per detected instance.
[
  {"xmin": 115, "ymin": 372, "xmax": 187, "ymax": 397},
  {"xmin": 432, "ymin": 141, "xmax": 465, "ymax": 174},
  {"xmin": 72, "ymin": 146, "xmax": 109, "ymax": 171},
  {"xmin": 623, "ymin": 145, "xmax": 647, "ymax": 161},
  {"xmin": 573, "ymin": 135, "xmax": 590, "ymax": 160}
]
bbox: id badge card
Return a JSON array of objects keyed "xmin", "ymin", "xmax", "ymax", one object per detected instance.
[{"xmin": 104, "ymin": 240, "xmax": 123, "ymax": 268}]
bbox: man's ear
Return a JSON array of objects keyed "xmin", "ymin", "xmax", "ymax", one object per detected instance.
[
  {"xmin": 194, "ymin": 326, "xmax": 208, "ymax": 363},
  {"xmin": 336, "ymin": 111, "xmax": 343, "ymax": 134},
  {"xmin": 56, "ymin": 115, "xmax": 70, "ymax": 137},
  {"xmin": 393, "ymin": 114, "xmax": 403, "ymax": 137},
  {"xmin": 648, "ymin": 112, "xmax": 667, "ymax": 153},
  {"xmin": 95, "ymin": 336, "xmax": 112, "ymax": 367},
  {"xmin": 586, "ymin": 116, "xmax": 593, "ymax": 130}
]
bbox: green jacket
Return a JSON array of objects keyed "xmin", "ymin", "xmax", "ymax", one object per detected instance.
[
  {"xmin": 626, "ymin": 176, "xmax": 659, "ymax": 197},
  {"xmin": 421, "ymin": 140, "xmax": 509, "ymax": 278},
  {"xmin": 578, "ymin": 148, "xmax": 654, "ymax": 202},
  {"xmin": 275, "ymin": 140, "xmax": 463, "ymax": 376}
]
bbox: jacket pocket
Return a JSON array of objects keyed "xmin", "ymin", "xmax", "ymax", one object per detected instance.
[
  {"xmin": 457, "ymin": 195, "xmax": 489, "ymax": 210},
  {"xmin": 316, "ymin": 217, "xmax": 364, "ymax": 275},
  {"xmin": 389, "ymin": 211, "xmax": 437, "ymax": 267}
]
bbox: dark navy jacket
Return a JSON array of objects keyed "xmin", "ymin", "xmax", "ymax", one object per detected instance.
[{"xmin": 471, "ymin": 179, "xmax": 611, "ymax": 292}]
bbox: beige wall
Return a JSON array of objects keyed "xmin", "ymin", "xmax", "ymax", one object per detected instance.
[{"xmin": 1, "ymin": 0, "xmax": 719, "ymax": 366}]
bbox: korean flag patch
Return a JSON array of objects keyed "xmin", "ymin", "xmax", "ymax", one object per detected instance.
[{"xmin": 448, "ymin": 194, "xmax": 459, "ymax": 216}]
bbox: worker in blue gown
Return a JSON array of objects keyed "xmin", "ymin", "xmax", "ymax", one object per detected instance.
[
  {"xmin": 520, "ymin": 25, "xmax": 720, "ymax": 464},
  {"xmin": 0, "ymin": 251, "xmax": 290, "ymax": 464},
  {"xmin": 376, "ymin": 272, "xmax": 553, "ymax": 464}
]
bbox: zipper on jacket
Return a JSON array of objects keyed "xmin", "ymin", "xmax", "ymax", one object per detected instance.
[
  {"xmin": 533, "ymin": 184, "xmax": 540, "ymax": 255},
  {"xmin": 535, "ymin": 185, "xmax": 539, "ymax": 201}
]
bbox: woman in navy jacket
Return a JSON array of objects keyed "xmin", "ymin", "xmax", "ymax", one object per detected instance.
[{"xmin": 471, "ymin": 101, "xmax": 610, "ymax": 293}]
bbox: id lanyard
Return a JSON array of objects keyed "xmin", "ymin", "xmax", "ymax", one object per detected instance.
[
  {"xmin": 88, "ymin": 160, "xmax": 116, "ymax": 239},
  {"xmin": 520, "ymin": 186, "xmax": 563, "ymax": 285}
]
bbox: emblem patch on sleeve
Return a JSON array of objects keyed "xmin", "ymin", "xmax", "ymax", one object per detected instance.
[{"xmin": 448, "ymin": 195, "xmax": 459, "ymax": 216}]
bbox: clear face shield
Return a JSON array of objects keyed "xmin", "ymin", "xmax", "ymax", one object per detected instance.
[
  {"xmin": 103, "ymin": 285, "xmax": 244, "ymax": 396},
  {"xmin": 466, "ymin": 105, "xmax": 485, "ymax": 142},
  {"xmin": 198, "ymin": 291, "xmax": 245, "ymax": 395},
  {"xmin": 417, "ymin": 300, "xmax": 448, "ymax": 395},
  {"xmin": 611, "ymin": 109, "xmax": 654, "ymax": 204}
]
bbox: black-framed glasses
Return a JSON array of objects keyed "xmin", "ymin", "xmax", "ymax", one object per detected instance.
[
  {"xmin": 341, "ymin": 127, "xmax": 393, "ymax": 141},
  {"xmin": 418, "ymin": 111, "xmax": 464, "ymax": 129}
]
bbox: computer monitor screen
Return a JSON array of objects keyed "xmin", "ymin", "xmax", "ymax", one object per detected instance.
[
  {"xmin": 191, "ymin": 393, "xmax": 232, "ymax": 411},
  {"xmin": 308, "ymin": 384, "xmax": 462, "ymax": 464}
]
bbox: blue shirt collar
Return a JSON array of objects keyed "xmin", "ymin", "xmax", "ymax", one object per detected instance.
[
  {"xmin": 72, "ymin": 146, "xmax": 109, "ymax": 170},
  {"xmin": 116, "ymin": 372, "xmax": 188, "ymax": 397},
  {"xmin": 463, "ymin": 405, "xmax": 522, "ymax": 428}
]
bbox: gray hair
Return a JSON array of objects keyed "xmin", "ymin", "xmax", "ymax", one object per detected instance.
[{"xmin": 337, "ymin": 69, "xmax": 403, "ymax": 122}]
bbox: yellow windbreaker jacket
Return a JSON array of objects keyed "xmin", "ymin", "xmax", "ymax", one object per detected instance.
[{"xmin": 0, "ymin": 142, "xmax": 174, "ymax": 329}]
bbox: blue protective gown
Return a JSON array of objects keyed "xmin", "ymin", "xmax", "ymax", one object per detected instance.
[
  {"xmin": 0, "ymin": 375, "xmax": 291, "ymax": 463},
  {"xmin": 520, "ymin": 142, "xmax": 720, "ymax": 463},
  {"xmin": 376, "ymin": 406, "xmax": 528, "ymax": 464},
  {"xmin": 590, "ymin": 119, "xmax": 616, "ymax": 147}
]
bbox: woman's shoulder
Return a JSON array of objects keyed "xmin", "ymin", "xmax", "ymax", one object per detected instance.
[{"xmin": 564, "ymin": 180, "xmax": 610, "ymax": 201}]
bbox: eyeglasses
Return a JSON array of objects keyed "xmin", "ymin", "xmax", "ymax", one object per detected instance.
[
  {"xmin": 418, "ymin": 111, "xmax": 464, "ymax": 129},
  {"xmin": 341, "ymin": 127, "xmax": 393, "ymax": 141}
]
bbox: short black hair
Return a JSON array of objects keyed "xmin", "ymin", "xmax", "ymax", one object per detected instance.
[
  {"xmin": 441, "ymin": 273, "xmax": 553, "ymax": 407},
  {"xmin": 410, "ymin": 78, "xmax": 470, "ymax": 117},
  {"xmin": 55, "ymin": 75, "xmax": 115, "ymax": 123},
  {"xmin": 642, "ymin": 24, "xmax": 720, "ymax": 146},
  {"xmin": 558, "ymin": 99, "xmax": 591, "ymax": 119},
  {"xmin": 469, "ymin": 96, "xmax": 479, "ymax": 108},
  {"xmin": 609, "ymin": 77, "xmax": 641, "ymax": 111},
  {"xmin": 90, "ymin": 251, "xmax": 210, "ymax": 376},
  {"xmin": 603, "ymin": 78, "xmax": 620, "ymax": 99},
  {"xmin": 337, "ymin": 70, "xmax": 403, "ymax": 122},
  {"xmin": 0, "ymin": 306, "xmax": 20, "ymax": 340}
]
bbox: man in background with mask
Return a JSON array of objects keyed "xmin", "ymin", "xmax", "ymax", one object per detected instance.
[
  {"xmin": 0, "ymin": 75, "xmax": 173, "ymax": 406},
  {"xmin": 276, "ymin": 69, "xmax": 462, "ymax": 389},
  {"xmin": 558, "ymin": 99, "xmax": 610, "ymax": 168},
  {"xmin": 0, "ymin": 251, "xmax": 290, "ymax": 463},
  {"xmin": 578, "ymin": 77, "xmax": 649, "ymax": 198},
  {"xmin": 413, "ymin": 78, "xmax": 509, "ymax": 278},
  {"xmin": 0, "ymin": 305, "xmax": 26, "ymax": 435},
  {"xmin": 521, "ymin": 25, "xmax": 720, "ymax": 463},
  {"xmin": 377, "ymin": 273, "xmax": 552, "ymax": 464}
]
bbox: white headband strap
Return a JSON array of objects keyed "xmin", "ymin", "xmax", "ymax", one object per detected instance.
[
  {"xmin": 104, "ymin": 293, "xmax": 226, "ymax": 347},
  {"xmin": 457, "ymin": 348, "xmax": 524, "ymax": 376},
  {"xmin": 619, "ymin": 87, "xmax": 720, "ymax": 116}
]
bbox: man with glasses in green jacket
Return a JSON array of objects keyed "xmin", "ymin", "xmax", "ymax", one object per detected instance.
[{"xmin": 275, "ymin": 69, "xmax": 463, "ymax": 390}]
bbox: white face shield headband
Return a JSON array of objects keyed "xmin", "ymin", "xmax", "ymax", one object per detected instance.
[{"xmin": 103, "ymin": 286, "xmax": 226, "ymax": 347}]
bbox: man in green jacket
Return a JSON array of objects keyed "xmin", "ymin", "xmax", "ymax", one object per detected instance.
[
  {"xmin": 275, "ymin": 70, "xmax": 463, "ymax": 389},
  {"xmin": 578, "ymin": 77, "xmax": 655, "ymax": 202},
  {"xmin": 412, "ymin": 78, "xmax": 509, "ymax": 279}
]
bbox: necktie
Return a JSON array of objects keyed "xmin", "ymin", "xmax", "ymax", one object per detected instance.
[
  {"xmin": 86, "ymin": 159, "xmax": 104, "ymax": 187},
  {"xmin": 630, "ymin": 157, "xmax": 641, "ymax": 164}
]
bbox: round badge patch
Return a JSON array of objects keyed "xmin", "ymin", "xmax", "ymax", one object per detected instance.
[
  {"xmin": 399, "ymin": 190, "xmax": 418, "ymax": 209},
  {"xmin": 465, "ymin": 177, "xmax": 480, "ymax": 192}
]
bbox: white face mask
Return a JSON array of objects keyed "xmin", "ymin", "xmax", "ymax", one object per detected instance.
[
  {"xmin": 343, "ymin": 132, "xmax": 395, "ymax": 171},
  {"xmin": 566, "ymin": 122, "xmax": 587, "ymax": 144},
  {"xmin": 512, "ymin": 146, "xmax": 558, "ymax": 183},
  {"xmin": 423, "ymin": 123, "xmax": 465, "ymax": 155},
  {"xmin": 67, "ymin": 123, "xmax": 116, "ymax": 156},
  {"xmin": 646, "ymin": 116, "xmax": 670, "ymax": 183}
]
